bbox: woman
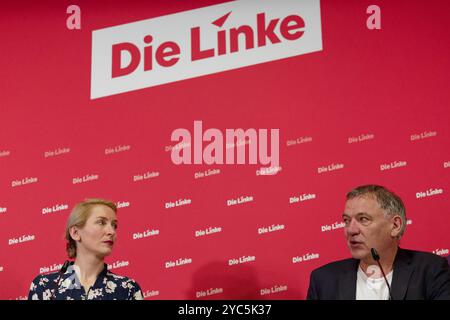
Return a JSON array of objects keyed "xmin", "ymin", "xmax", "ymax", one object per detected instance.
[{"xmin": 28, "ymin": 199, "xmax": 143, "ymax": 300}]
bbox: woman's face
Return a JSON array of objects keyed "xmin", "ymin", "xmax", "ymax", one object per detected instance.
[{"xmin": 73, "ymin": 205, "xmax": 117, "ymax": 259}]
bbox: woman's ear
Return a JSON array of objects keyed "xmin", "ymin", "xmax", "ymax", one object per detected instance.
[
  {"xmin": 390, "ymin": 215, "xmax": 403, "ymax": 238},
  {"xmin": 69, "ymin": 226, "xmax": 81, "ymax": 241}
]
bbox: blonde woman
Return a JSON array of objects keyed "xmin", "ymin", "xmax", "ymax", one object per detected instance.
[{"xmin": 28, "ymin": 199, "xmax": 143, "ymax": 300}]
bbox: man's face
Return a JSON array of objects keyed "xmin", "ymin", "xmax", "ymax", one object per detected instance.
[{"xmin": 343, "ymin": 195, "xmax": 396, "ymax": 261}]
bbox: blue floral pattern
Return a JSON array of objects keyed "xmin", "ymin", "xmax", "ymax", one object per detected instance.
[{"xmin": 28, "ymin": 264, "xmax": 143, "ymax": 300}]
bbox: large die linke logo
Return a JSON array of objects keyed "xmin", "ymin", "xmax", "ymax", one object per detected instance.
[
  {"xmin": 112, "ymin": 12, "xmax": 305, "ymax": 78},
  {"xmin": 91, "ymin": 0, "xmax": 322, "ymax": 99}
]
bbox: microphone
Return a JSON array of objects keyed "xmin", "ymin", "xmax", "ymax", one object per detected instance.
[
  {"xmin": 370, "ymin": 248, "xmax": 393, "ymax": 300},
  {"xmin": 50, "ymin": 260, "xmax": 73, "ymax": 300}
]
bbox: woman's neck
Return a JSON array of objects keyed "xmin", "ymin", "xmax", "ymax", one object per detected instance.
[{"xmin": 73, "ymin": 254, "xmax": 104, "ymax": 286}]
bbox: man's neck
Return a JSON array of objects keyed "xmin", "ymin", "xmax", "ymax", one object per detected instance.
[{"xmin": 359, "ymin": 246, "xmax": 398, "ymax": 277}]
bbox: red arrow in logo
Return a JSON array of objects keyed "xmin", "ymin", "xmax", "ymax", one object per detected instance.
[{"xmin": 212, "ymin": 11, "xmax": 231, "ymax": 27}]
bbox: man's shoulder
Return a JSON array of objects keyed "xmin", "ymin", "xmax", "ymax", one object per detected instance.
[
  {"xmin": 398, "ymin": 248, "xmax": 448, "ymax": 266},
  {"xmin": 311, "ymin": 257, "xmax": 357, "ymax": 276}
]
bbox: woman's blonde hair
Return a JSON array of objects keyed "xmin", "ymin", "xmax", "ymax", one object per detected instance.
[{"xmin": 65, "ymin": 199, "xmax": 117, "ymax": 258}]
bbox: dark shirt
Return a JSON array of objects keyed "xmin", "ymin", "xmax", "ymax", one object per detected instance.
[{"xmin": 28, "ymin": 263, "xmax": 143, "ymax": 300}]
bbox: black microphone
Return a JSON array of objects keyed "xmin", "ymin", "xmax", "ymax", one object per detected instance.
[
  {"xmin": 370, "ymin": 248, "xmax": 393, "ymax": 300},
  {"xmin": 50, "ymin": 260, "xmax": 73, "ymax": 300}
]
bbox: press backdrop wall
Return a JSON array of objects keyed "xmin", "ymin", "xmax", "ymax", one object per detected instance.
[{"xmin": 1, "ymin": 0, "xmax": 449, "ymax": 300}]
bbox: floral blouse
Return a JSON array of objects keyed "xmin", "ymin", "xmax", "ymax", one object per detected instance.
[{"xmin": 28, "ymin": 263, "xmax": 143, "ymax": 300}]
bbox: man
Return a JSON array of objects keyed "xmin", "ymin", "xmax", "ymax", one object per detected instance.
[{"xmin": 307, "ymin": 185, "xmax": 450, "ymax": 300}]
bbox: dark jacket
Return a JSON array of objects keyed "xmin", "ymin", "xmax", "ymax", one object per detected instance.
[{"xmin": 307, "ymin": 248, "xmax": 450, "ymax": 300}]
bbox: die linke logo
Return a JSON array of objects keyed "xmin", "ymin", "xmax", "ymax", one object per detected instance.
[{"xmin": 91, "ymin": 0, "xmax": 322, "ymax": 99}]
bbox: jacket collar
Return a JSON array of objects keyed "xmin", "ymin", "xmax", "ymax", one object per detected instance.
[
  {"xmin": 59, "ymin": 263, "xmax": 109, "ymax": 290},
  {"xmin": 391, "ymin": 248, "xmax": 413, "ymax": 300},
  {"xmin": 338, "ymin": 259, "xmax": 359, "ymax": 299},
  {"xmin": 338, "ymin": 247, "xmax": 413, "ymax": 300}
]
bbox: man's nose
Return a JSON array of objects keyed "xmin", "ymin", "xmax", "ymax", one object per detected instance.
[{"xmin": 346, "ymin": 219, "xmax": 360, "ymax": 235}]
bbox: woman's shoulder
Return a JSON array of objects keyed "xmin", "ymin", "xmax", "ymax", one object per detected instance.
[
  {"xmin": 105, "ymin": 270, "xmax": 141, "ymax": 287},
  {"xmin": 28, "ymin": 271, "xmax": 62, "ymax": 300},
  {"xmin": 105, "ymin": 270, "xmax": 143, "ymax": 299},
  {"xmin": 30, "ymin": 271, "xmax": 61, "ymax": 285}
]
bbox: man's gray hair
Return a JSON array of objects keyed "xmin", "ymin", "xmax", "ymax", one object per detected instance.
[{"xmin": 346, "ymin": 185, "xmax": 407, "ymax": 238}]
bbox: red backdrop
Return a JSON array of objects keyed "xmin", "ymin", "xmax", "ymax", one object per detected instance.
[{"xmin": 1, "ymin": 0, "xmax": 449, "ymax": 300}]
